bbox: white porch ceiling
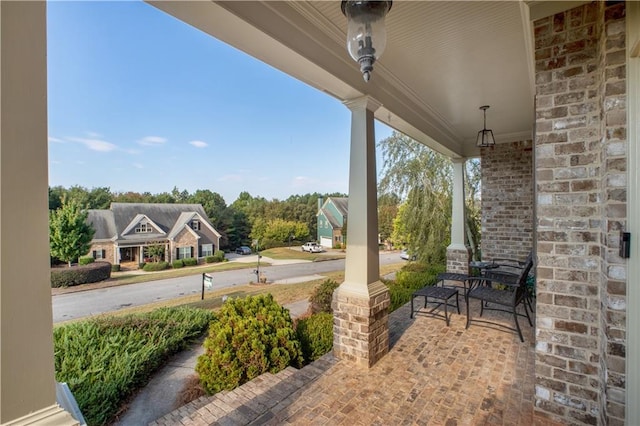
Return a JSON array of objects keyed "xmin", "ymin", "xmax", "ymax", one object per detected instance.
[{"xmin": 148, "ymin": 1, "xmax": 588, "ymax": 159}]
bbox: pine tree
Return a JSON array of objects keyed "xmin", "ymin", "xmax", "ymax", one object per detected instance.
[{"xmin": 49, "ymin": 197, "xmax": 95, "ymax": 267}]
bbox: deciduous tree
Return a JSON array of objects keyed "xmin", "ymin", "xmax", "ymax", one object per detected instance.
[{"xmin": 49, "ymin": 197, "xmax": 95, "ymax": 267}]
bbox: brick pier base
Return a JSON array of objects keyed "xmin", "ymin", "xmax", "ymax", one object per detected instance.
[
  {"xmin": 447, "ymin": 246, "xmax": 471, "ymax": 275},
  {"xmin": 332, "ymin": 283, "xmax": 390, "ymax": 368}
]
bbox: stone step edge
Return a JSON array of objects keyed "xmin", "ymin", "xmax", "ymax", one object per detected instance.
[{"xmin": 150, "ymin": 353, "xmax": 336, "ymax": 425}]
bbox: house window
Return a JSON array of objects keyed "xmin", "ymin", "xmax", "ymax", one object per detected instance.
[
  {"xmin": 135, "ymin": 223, "xmax": 152, "ymax": 233},
  {"xmin": 191, "ymin": 220, "xmax": 201, "ymax": 231},
  {"xmin": 93, "ymin": 249, "xmax": 105, "ymax": 259},
  {"xmin": 177, "ymin": 246, "xmax": 192, "ymax": 259},
  {"xmin": 201, "ymin": 244, "xmax": 213, "ymax": 257}
]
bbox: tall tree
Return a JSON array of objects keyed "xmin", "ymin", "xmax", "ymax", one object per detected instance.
[
  {"xmin": 378, "ymin": 131, "xmax": 452, "ymax": 264},
  {"xmin": 49, "ymin": 197, "xmax": 95, "ymax": 267}
]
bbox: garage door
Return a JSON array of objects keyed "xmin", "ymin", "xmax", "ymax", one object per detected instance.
[{"xmin": 320, "ymin": 237, "xmax": 332, "ymax": 249}]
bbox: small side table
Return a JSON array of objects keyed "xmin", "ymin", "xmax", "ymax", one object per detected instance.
[{"xmin": 410, "ymin": 286, "xmax": 460, "ymax": 326}]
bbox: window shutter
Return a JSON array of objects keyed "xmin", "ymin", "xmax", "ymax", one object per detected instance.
[
  {"xmin": 190, "ymin": 246, "xmax": 194, "ymax": 258},
  {"xmin": 198, "ymin": 245, "xmax": 202, "ymax": 257},
  {"xmin": 102, "ymin": 250, "xmax": 106, "ymax": 259},
  {"xmin": 93, "ymin": 250, "xmax": 97, "ymax": 259},
  {"xmin": 176, "ymin": 248, "xmax": 179, "ymax": 260}
]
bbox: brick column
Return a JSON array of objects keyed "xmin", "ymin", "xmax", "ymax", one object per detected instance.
[{"xmin": 333, "ymin": 97, "xmax": 390, "ymax": 368}]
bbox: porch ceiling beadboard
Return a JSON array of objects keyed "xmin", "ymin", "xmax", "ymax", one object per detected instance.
[{"xmin": 149, "ymin": 1, "xmax": 537, "ymax": 158}]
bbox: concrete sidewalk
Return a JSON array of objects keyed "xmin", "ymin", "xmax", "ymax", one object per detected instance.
[{"xmin": 113, "ymin": 298, "xmax": 311, "ymax": 426}]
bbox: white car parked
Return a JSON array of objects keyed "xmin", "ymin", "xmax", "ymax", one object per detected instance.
[{"xmin": 301, "ymin": 242, "xmax": 323, "ymax": 253}]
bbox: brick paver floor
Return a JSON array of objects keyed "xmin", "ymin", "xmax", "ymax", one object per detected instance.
[{"xmin": 154, "ymin": 299, "xmax": 552, "ymax": 425}]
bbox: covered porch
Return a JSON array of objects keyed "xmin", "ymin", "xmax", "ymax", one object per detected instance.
[
  {"xmin": 1, "ymin": 1, "xmax": 638, "ymax": 425},
  {"xmin": 153, "ymin": 300, "xmax": 538, "ymax": 425}
]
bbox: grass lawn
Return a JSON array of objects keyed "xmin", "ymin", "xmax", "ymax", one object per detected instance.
[{"xmin": 260, "ymin": 246, "xmax": 345, "ymax": 261}]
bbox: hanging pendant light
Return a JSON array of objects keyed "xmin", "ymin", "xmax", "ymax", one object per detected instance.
[
  {"xmin": 341, "ymin": 1, "xmax": 392, "ymax": 82},
  {"xmin": 476, "ymin": 105, "xmax": 496, "ymax": 148}
]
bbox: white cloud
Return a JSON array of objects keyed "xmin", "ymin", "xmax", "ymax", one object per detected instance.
[
  {"xmin": 86, "ymin": 131, "xmax": 103, "ymax": 138},
  {"xmin": 137, "ymin": 136, "xmax": 167, "ymax": 146},
  {"xmin": 189, "ymin": 140, "xmax": 208, "ymax": 148},
  {"xmin": 68, "ymin": 137, "xmax": 118, "ymax": 152},
  {"xmin": 132, "ymin": 163, "xmax": 144, "ymax": 169},
  {"xmin": 48, "ymin": 136, "xmax": 64, "ymax": 143}
]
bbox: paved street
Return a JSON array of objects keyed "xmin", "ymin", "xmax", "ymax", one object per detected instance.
[{"xmin": 52, "ymin": 251, "xmax": 403, "ymax": 323}]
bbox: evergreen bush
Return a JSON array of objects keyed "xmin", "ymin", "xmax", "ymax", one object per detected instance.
[
  {"xmin": 143, "ymin": 261, "xmax": 169, "ymax": 272},
  {"xmin": 387, "ymin": 262, "xmax": 445, "ymax": 311},
  {"xmin": 213, "ymin": 250, "xmax": 225, "ymax": 262},
  {"xmin": 205, "ymin": 255, "xmax": 215, "ymax": 263},
  {"xmin": 54, "ymin": 307, "xmax": 215, "ymax": 426},
  {"xmin": 172, "ymin": 259, "xmax": 185, "ymax": 269},
  {"xmin": 183, "ymin": 257, "xmax": 198, "ymax": 267},
  {"xmin": 51, "ymin": 262, "xmax": 111, "ymax": 288},
  {"xmin": 296, "ymin": 312, "xmax": 333, "ymax": 363},
  {"xmin": 111, "ymin": 264, "xmax": 121, "ymax": 272},
  {"xmin": 308, "ymin": 279, "xmax": 339, "ymax": 314},
  {"xmin": 196, "ymin": 294, "xmax": 302, "ymax": 394}
]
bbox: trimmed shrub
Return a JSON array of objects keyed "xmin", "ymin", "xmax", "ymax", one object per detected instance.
[
  {"xmin": 183, "ymin": 257, "xmax": 198, "ymax": 267},
  {"xmin": 138, "ymin": 262, "xmax": 146, "ymax": 270},
  {"xmin": 308, "ymin": 279, "xmax": 339, "ymax": 314},
  {"xmin": 54, "ymin": 307, "xmax": 215, "ymax": 426},
  {"xmin": 111, "ymin": 264, "xmax": 121, "ymax": 272},
  {"xmin": 205, "ymin": 255, "xmax": 215, "ymax": 263},
  {"xmin": 51, "ymin": 262, "xmax": 111, "ymax": 288},
  {"xmin": 172, "ymin": 259, "xmax": 185, "ymax": 269},
  {"xmin": 143, "ymin": 261, "xmax": 169, "ymax": 272},
  {"xmin": 196, "ymin": 294, "xmax": 302, "ymax": 395},
  {"xmin": 296, "ymin": 312, "xmax": 333, "ymax": 363},
  {"xmin": 213, "ymin": 250, "xmax": 225, "ymax": 262},
  {"xmin": 78, "ymin": 256, "xmax": 95, "ymax": 265}
]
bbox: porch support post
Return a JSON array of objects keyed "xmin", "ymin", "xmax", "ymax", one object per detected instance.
[
  {"xmin": 447, "ymin": 158, "xmax": 471, "ymax": 274},
  {"xmin": 332, "ymin": 96, "xmax": 390, "ymax": 368},
  {"xmin": 0, "ymin": 2, "xmax": 78, "ymax": 424}
]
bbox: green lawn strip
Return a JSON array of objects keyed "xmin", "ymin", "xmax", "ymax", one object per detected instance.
[
  {"xmin": 259, "ymin": 247, "xmax": 345, "ymax": 262},
  {"xmin": 54, "ymin": 307, "xmax": 215, "ymax": 426}
]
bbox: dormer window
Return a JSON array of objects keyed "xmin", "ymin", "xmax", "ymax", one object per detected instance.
[
  {"xmin": 135, "ymin": 223, "xmax": 152, "ymax": 233},
  {"xmin": 191, "ymin": 220, "xmax": 201, "ymax": 231}
]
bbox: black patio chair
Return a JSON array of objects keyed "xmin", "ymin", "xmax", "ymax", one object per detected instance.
[
  {"xmin": 485, "ymin": 256, "xmax": 536, "ymax": 313},
  {"xmin": 465, "ymin": 252, "xmax": 534, "ymax": 342}
]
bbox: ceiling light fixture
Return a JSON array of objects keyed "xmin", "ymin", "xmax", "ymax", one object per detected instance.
[
  {"xmin": 476, "ymin": 105, "xmax": 496, "ymax": 148},
  {"xmin": 341, "ymin": 1, "xmax": 392, "ymax": 82}
]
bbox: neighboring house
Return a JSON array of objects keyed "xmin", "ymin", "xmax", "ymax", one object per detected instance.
[
  {"xmin": 317, "ymin": 197, "xmax": 347, "ymax": 248},
  {"xmin": 86, "ymin": 203, "xmax": 221, "ymax": 266}
]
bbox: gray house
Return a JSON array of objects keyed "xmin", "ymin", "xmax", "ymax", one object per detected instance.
[{"xmin": 87, "ymin": 203, "xmax": 221, "ymax": 266}]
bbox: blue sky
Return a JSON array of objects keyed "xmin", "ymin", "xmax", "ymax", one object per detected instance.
[{"xmin": 47, "ymin": 1, "xmax": 393, "ymax": 204}]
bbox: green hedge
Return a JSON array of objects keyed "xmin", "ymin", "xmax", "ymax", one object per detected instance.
[
  {"xmin": 111, "ymin": 264, "xmax": 121, "ymax": 272},
  {"xmin": 308, "ymin": 279, "xmax": 339, "ymax": 314},
  {"xmin": 196, "ymin": 294, "xmax": 302, "ymax": 394},
  {"xmin": 172, "ymin": 259, "xmax": 184, "ymax": 269},
  {"xmin": 183, "ymin": 257, "xmax": 198, "ymax": 267},
  {"xmin": 296, "ymin": 312, "xmax": 333, "ymax": 363},
  {"xmin": 51, "ymin": 262, "xmax": 111, "ymax": 288},
  {"xmin": 78, "ymin": 256, "xmax": 95, "ymax": 265},
  {"xmin": 54, "ymin": 307, "xmax": 215, "ymax": 426},
  {"xmin": 143, "ymin": 261, "xmax": 169, "ymax": 272}
]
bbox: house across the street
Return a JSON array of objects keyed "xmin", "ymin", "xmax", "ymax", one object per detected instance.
[
  {"xmin": 317, "ymin": 196, "xmax": 347, "ymax": 249},
  {"xmin": 86, "ymin": 203, "xmax": 221, "ymax": 266}
]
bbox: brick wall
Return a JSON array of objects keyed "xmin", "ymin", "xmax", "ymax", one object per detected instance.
[
  {"xmin": 533, "ymin": 2, "xmax": 627, "ymax": 424},
  {"xmin": 480, "ymin": 140, "xmax": 534, "ymax": 261},
  {"xmin": 88, "ymin": 242, "xmax": 115, "ymax": 264}
]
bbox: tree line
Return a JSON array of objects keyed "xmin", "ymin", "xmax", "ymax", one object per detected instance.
[
  {"xmin": 49, "ymin": 130, "xmax": 481, "ymax": 266},
  {"xmin": 48, "ymin": 186, "xmax": 346, "ymax": 252}
]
